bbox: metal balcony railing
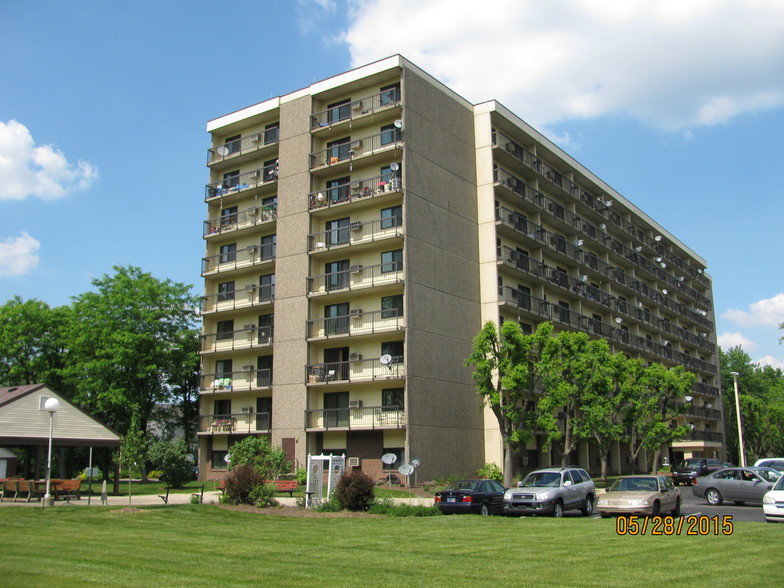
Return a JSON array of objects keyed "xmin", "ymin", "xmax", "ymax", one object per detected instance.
[
  {"xmin": 201, "ymin": 325, "xmax": 273, "ymax": 353},
  {"xmin": 307, "ymin": 262, "xmax": 403, "ymax": 295},
  {"xmin": 205, "ymin": 163, "xmax": 278, "ymax": 201},
  {"xmin": 200, "ymin": 369, "xmax": 272, "ymax": 393},
  {"xmin": 305, "ymin": 405, "xmax": 405, "ymax": 431},
  {"xmin": 208, "ymin": 127, "xmax": 279, "ymax": 165},
  {"xmin": 306, "ymin": 308, "xmax": 403, "ymax": 339},
  {"xmin": 306, "ymin": 356, "xmax": 405, "ymax": 384},
  {"xmin": 199, "ymin": 412, "xmax": 271, "ymax": 434},
  {"xmin": 309, "ymin": 173, "xmax": 402, "ymax": 210},
  {"xmin": 310, "ymin": 88, "xmax": 401, "ymax": 129},
  {"xmin": 204, "ymin": 204, "xmax": 277, "ymax": 237},
  {"xmin": 308, "ymin": 217, "xmax": 402, "ymax": 252},
  {"xmin": 310, "ymin": 130, "xmax": 402, "ymax": 170},
  {"xmin": 685, "ymin": 430, "xmax": 724, "ymax": 443},
  {"xmin": 200, "ymin": 285, "xmax": 274, "ymax": 313},
  {"xmin": 202, "ymin": 244, "xmax": 275, "ymax": 276}
]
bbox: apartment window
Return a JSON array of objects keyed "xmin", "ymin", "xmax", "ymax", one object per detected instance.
[
  {"xmin": 326, "ymin": 217, "xmax": 350, "ymax": 246},
  {"xmin": 381, "ymin": 294, "xmax": 403, "ymax": 319},
  {"xmin": 617, "ymin": 296, "xmax": 627, "ymax": 314},
  {"xmin": 380, "ymin": 205, "xmax": 402, "ymax": 229},
  {"xmin": 214, "ymin": 399, "xmax": 231, "ymax": 416},
  {"xmin": 260, "ymin": 234, "xmax": 276, "ymax": 260},
  {"xmin": 324, "ymin": 391, "xmax": 349, "ymax": 428},
  {"xmin": 382, "ymin": 447, "xmax": 405, "ymax": 469},
  {"xmin": 520, "ymin": 322, "xmax": 533, "ymax": 335},
  {"xmin": 223, "ymin": 170, "xmax": 240, "ymax": 189},
  {"xmin": 219, "ymin": 243, "xmax": 236, "ymax": 263},
  {"xmin": 326, "ymin": 176, "xmax": 350, "ymax": 203},
  {"xmin": 224, "ymin": 135, "xmax": 240, "ymax": 155},
  {"xmin": 516, "ymin": 285, "xmax": 531, "ymax": 310},
  {"xmin": 212, "ymin": 450, "xmax": 228, "ymax": 469},
  {"xmin": 382, "ymin": 387, "xmax": 404, "ymax": 410},
  {"xmin": 381, "ymin": 249, "xmax": 402, "ymax": 273},
  {"xmin": 381, "ymin": 340, "xmax": 404, "ymax": 362},
  {"xmin": 327, "ymin": 137, "xmax": 351, "ymax": 162},
  {"xmin": 379, "ymin": 82, "xmax": 400, "ymax": 106},
  {"xmin": 592, "ymin": 314, "xmax": 603, "ymax": 336},
  {"xmin": 259, "ymin": 273, "xmax": 275, "ymax": 301},
  {"xmin": 515, "ymin": 247, "xmax": 529, "ymax": 272},
  {"xmin": 257, "ymin": 355, "xmax": 273, "ymax": 387},
  {"xmin": 217, "ymin": 281, "xmax": 235, "ymax": 302},
  {"xmin": 263, "ymin": 158, "xmax": 278, "ymax": 181},
  {"xmin": 216, "ymin": 319, "xmax": 234, "ymax": 341},
  {"xmin": 258, "ymin": 314, "xmax": 273, "ymax": 344},
  {"xmin": 221, "ymin": 206, "xmax": 238, "ymax": 228},
  {"xmin": 380, "ymin": 123, "xmax": 400, "ymax": 146},
  {"xmin": 325, "ymin": 260, "xmax": 349, "ymax": 291},
  {"xmin": 327, "ymin": 99, "xmax": 351, "ymax": 124},
  {"xmin": 215, "ymin": 359, "xmax": 232, "ymax": 378},
  {"xmin": 256, "ymin": 397, "xmax": 272, "ymax": 430},
  {"xmin": 380, "ymin": 164, "xmax": 401, "ymax": 188},
  {"xmin": 553, "ymin": 233, "xmax": 566, "ymax": 254},
  {"xmin": 325, "ymin": 303, "xmax": 350, "ymax": 335},
  {"xmin": 264, "ymin": 122, "xmax": 279, "ymax": 144},
  {"xmin": 558, "ymin": 301, "xmax": 570, "ymax": 325}
]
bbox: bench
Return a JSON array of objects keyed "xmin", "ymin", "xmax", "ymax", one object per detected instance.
[
  {"xmin": 191, "ymin": 485, "xmax": 205, "ymax": 504},
  {"xmin": 216, "ymin": 479, "xmax": 297, "ymax": 496},
  {"xmin": 53, "ymin": 479, "xmax": 82, "ymax": 501},
  {"xmin": 159, "ymin": 487, "xmax": 172, "ymax": 504}
]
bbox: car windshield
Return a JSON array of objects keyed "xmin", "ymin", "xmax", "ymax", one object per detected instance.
[
  {"xmin": 757, "ymin": 468, "xmax": 782, "ymax": 483},
  {"xmin": 774, "ymin": 476, "xmax": 784, "ymax": 491},
  {"xmin": 520, "ymin": 472, "xmax": 561, "ymax": 488},
  {"xmin": 443, "ymin": 481, "xmax": 478, "ymax": 492},
  {"xmin": 678, "ymin": 459, "xmax": 702, "ymax": 468},
  {"xmin": 610, "ymin": 477, "xmax": 658, "ymax": 493}
]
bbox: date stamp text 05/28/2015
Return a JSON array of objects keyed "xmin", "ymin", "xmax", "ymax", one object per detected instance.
[{"xmin": 615, "ymin": 515, "xmax": 733, "ymax": 536}]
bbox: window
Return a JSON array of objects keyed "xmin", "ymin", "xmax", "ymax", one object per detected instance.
[
  {"xmin": 260, "ymin": 234, "xmax": 276, "ymax": 260},
  {"xmin": 558, "ymin": 301, "xmax": 570, "ymax": 325},
  {"xmin": 515, "ymin": 285, "xmax": 531, "ymax": 310},
  {"xmin": 326, "ymin": 176, "xmax": 350, "ymax": 203},
  {"xmin": 214, "ymin": 399, "xmax": 231, "ymax": 416},
  {"xmin": 325, "ymin": 260, "xmax": 349, "ymax": 291},
  {"xmin": 264, "ymin": 122, "xmax": 279, "ymax": 144},
  {"xmin": 324, "ymin": 391, "xmax": 349, "ymax": 428},
  {"xmin": 381, "ymin": 249, "xmax": 402, "ymax": 273},
  {"xmin": 381, "ymin": 340, "xmax": 403, "ymax": 362},
  {"xmin": 327, "ymin": 137, "xmax": 351, "ymax": 162},
  {"xmin": 380, "ymin": 164, "xmax": 401, "ymax": 188},
  {"xmin": 381, "ymin": 294, "xmax": 403, "ymax": 319},
  {"xmin": 215, "ymin": 359, "xmax": 232, "ymax": 378},
  {"xmin": 327, "ymin": 99, "xmax": 351, "ymax": 124},
  {"xmin": 219, "ymin": 243, "xmax": 236, "ymax": 263},
  {"xmin": 211, "ymin": 450, "xmax": 228, "ymax": 469},
  {"xmin": 258, "ymin": 314, "xmax": 273, "ymax": 344},
  {"xmin": 224, "ymin": 135, "xmax": 240, "ymax": 155},
  {"xmin": 380, "ymin": 123, "xmax": 400, "ymax": 146},
  {"xmin": 259, "ymin": 274, "xmax": 275, "ymax": 301},
  {"xmin": 223, "ymin": 170, "xmax": 240, "ymax": 189},
  {"xmin": 380, "ymin": 205, "xmax": 402, "ymax": 229},
  {"xmin": 216, "ymin": 319, "xmax": 234, "ymax": 341},
  {"xmin": 257, "ymin": 355, "xmax": 273, "ymax": 387},
  {"xmin": 256, "ymin": 397, "xmax": 272, "ymax": 430},
  {"xmin": 325, "ymin": 303, "xmax": 350, "ymax": 335},
  {"xmin": 381, "ymin": 447, "xmax": 405, "ymax": 469},
  {"xmin": 379, "ymin": 82, "xmax": 400, "ymax": 106},
  {"xmin": 326, "ymin": 217, "xmax": 350, "ymax": 246},
  {"xmin": 221, "ymin": 206, "xmax": 238, "ymax": 228},
  {"xmin": 217, "ymin": 281, "xmax": 235, "ymax": 302},
  {"xmin": 382, "ymin": 387, "xmax": 404, "ymax": 410}
]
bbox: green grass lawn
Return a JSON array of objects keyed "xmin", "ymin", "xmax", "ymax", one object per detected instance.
[{"xmin": 0, "ymin": 505, "xmax": 778, "ymax": 587}]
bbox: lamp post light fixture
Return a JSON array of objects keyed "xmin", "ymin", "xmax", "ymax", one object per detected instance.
[
  {"xmin": 729, "ymin": 371, "xmax": 746, "ymax": 467},
  {"xmin": 43, "ymin": 397, "xmax": 60, "ymax": 507}
]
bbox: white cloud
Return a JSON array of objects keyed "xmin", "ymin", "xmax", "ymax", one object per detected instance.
[
  {"xmin": 755, "ymin": 355, "xmax": 784, "ymax": 371},
  {"xmin": 723, "ymin": 293, "xmax": 784, "ymax": 327},
  {"xmin": 341, "ymin": 0, "xmax": 784, "ymax": 131},
  {"xmin": 0, "ymin": 120, "xmax": 98, "ymax": 201},
  {"xmin": 717, "ymin": 331, "xmax": 756, "ymax": 351},
  {"xmin": 0, "ymin": 232, "xmax": 41, "ymax": 276},
  {"xmin": 297, "ymin": 0, "xmax": 338, "ymax": 34}
]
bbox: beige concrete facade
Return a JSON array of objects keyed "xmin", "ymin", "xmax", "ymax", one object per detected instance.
[{"xmin": 198, "ymin": 56, "xmax": 722, "ymax": 482}]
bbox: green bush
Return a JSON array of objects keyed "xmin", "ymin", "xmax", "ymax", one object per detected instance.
[
  {"xmin": 147, "ymin": 470, "xmax": 163, "ymax": 480},
  {"xmin": 368, "ymin": 498, "xmax": 441, "ymax": 517},
  {"xmin": 295, "ymin": 467, "xmax": 307, "ymax": 485},
  {"xmin": 476, "ymin": 463, "xmax": 503, "ymax": 482},
  {"xmin": 147, "ymin": 439, "xmax": 192, "ymax": 488},
  {"xmin": 227, "ymin": 436, "xmax": 289, "ymax": 480},
  {"xmin": 248, "ymin": 482, "xmax": 279, "ymax": 508},
  {"xmin": 315, "ymin": 496, "xmax": 343, "ymax": 512},
  {"xmin": 334, "ymin": 470, "xmax": 375, "ymax": 511}
]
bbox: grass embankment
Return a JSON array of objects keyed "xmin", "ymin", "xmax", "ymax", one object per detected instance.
[{"xmin": 0, "ymin": 506, "xmax": 778, "ymax": 586}]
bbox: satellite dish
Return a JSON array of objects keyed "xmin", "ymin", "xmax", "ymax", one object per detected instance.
[
  {"xmin": 390, "ymin": 162, "xmax": 399, "ymax": 171},
  {"xmin": 393, "ymin": 119, "xmax": 404, "ymax": 129},
  {"xmin": 380, "ymin": 354, "xmax": 392, "ymax": 366},
  {"xmin": 381, "ymin": 452, "xmax": 397, "ymax": 465},
  {"xmin": 224, "ymin": 454, "xmax": 231, "ymax": 463},
  {"xmin": 317, "ymin": 192, "xmax": 325, "ymax": 202},
  {"xmin": 410, "ymin": 459, "xmax": 420, "ymax": 467},
  {"xmin": 399, "ymin": 464, "xmax": 414, "ymax": 476},
  {"xmin": 216, "ymin": 145, "xmax": 229, "ymax": 157}
]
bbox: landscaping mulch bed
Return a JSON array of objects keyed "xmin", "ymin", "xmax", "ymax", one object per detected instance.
[{"xmin": 215, "ymin": 503, "xmax": 382, "ymax": 517}]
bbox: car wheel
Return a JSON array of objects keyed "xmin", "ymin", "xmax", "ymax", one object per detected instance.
[
  {"xmin": 651, "ymin": 500, "xmax": 660, "ymax": 516},
  {"xmin": 580, "ymin": 495, "xmax": 594, "ymax": 516},
  {"xmin": 671, "ymin": 498, "xmax": 681, "ymax": 517},
  {"xmin": 480, "ymin": 503, "xmax": 491, "ymax": 516},
  {"xmin": 552, "ymin": 500, "xmax": 564, "ymax": 518},
  {"xmin": 705, "ymin": 488, "xmax": 723, "ymax": 506}
]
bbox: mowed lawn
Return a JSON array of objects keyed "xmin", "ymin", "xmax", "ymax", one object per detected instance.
[{"xmin": 0, "ymin": 505, "xmax": 779, "ymax": 587}]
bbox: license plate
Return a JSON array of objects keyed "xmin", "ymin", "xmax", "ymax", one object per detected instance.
[{"xmin": 447, "ymin": 497, "xmax": 457, "ymax": 503}]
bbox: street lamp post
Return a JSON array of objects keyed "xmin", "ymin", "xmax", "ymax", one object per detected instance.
[
  {"xmin": 729, "ymin": 372, "xmax": 746, "ymax": 467},
  {"xmin": 43, "ymin": 397, "xmax": 60, "ymax": 507}
]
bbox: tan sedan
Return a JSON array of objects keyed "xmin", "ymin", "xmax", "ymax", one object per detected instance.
[{"xmin": 597, "ymin": 475, "xmax": 681, "ymax": 517}]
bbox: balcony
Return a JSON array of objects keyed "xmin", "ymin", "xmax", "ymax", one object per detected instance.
[
  {"xmin": 202, "ymin": 244, "xmax": 275, "ymax": 276},
  {"xmin": 309, "ymin": 131, "xmax": 402, "ymax": 174},
  {"xmin": 307, "ymin": 308, "xmax": 403, "ymax": 340},
  {"xmin": 198, "ymin": 412, "xmax": 271, "ymax": 435},
  {"xmin": 305, "ymin": 405, "xmax": 405, "ymax": 431},
  {"xmin": 684, "ymin": 405, "xmax": 723, "ymax": 421},
  {"xmin": 306, "ymin": 356, "xmax": 405, "ymax": 385},
  {"xmin": 201, "ymin": 325, "xmax": 273, "ymax": 354},
  {"xmin": 307, "ymin": 262, "xmax": 403, "ymax": 296},
  {"xmin": 204, "ymin": 204, "xmax": 277, "ymax": 238},
  {"xmin": 310, "ymin": 88, "xmax": 401, "ymax": 132},
  {"xmin": 207, "ymin": 129, "xmax": 279, "ymax": 168},
  {"xmin": 205, "ymin": 164, "xmax": 277, "ymax": 202},
  {"xmin": 684, "ymin": 430, "xmax": 724, "ymax": 443},
  {"xmin": 308, "ymin": 217, "xmax": 402, "ymax": 253},
  {"xmin": 200, "ymin": 284, "xmax": 274, "ymax": 314},
  {"xmin": 200, "ymin": 369, "xmax": 272, "ymax": 393},
  {"xmin": 309, "ymin": 173, "xmax": 402, "ymax": 212}
]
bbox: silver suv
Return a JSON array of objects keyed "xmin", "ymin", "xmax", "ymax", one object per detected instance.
[{"xmin": 503, "ymin": 466, "xmax": 595, "ymax": 517}]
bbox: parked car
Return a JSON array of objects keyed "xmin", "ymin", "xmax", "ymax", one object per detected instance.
[
  {"xmin": 753, "ymin": 458, "xmax": 784, "ymax": 472},
  {"xmin": 503, "ymin": 466, "xmax": 595, "ymax": 517},
  {"xmin": 597, "ymin": 475, "xmax": 680, "ymax": 517},
  {"xmin": 692, "ymin": 467, "xmax": 781, "ymax": 506},
  {"xmin": 434, "ymin": 479, "xmax": 506, "ymax": 515},
  {"xmin": 762, "ymin": 474, "xmax": 784, "ymax": 523},
  {"xmin": 671, "ymin": 458, "xmax": 724, "ymax": 485}
]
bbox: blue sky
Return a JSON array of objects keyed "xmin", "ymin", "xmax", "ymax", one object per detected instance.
[{"xmin": 1, "ymin": 0, "xmax": 783, "ymax": 368}]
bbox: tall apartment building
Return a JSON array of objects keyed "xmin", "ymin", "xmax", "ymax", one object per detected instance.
[{"xmin": 198, "ymin": 55, "xmax": 722, "ymax": 482}]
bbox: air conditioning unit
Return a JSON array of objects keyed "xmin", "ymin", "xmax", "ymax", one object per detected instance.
[
  {"xmin": 350, "ymin": 181, "xmax": 361, "ymax": 190},
  {"xmin": 351, "ymin": 101, "xmax": 363, "ymax": 111},
  {"xmin": 249, "ymin": 133, "xmax": 262, "ymax": 143},
  {"xmin": 242, "ymin": 365, "xmax": 255, "ymax": 371},
  {"xmin": 245, "ymin": 245, "xmax": 258, "ymax": 253},
  {"xmin": 504, "ymin": 178, "xmax": 516, "ymax": 187},
  {"xmin": 315, "ymin": 241, "xmax": 326, "ymax": 249},
  {"xmin": 244, "ymin": 324, "xmax": 256, "ymax": 331},
  {"xmin": 244, "ymin": 284, "xmax": 257, "ymax": 292},
  {"xmin": 350, "ymin": 222, "xmax": 362, "ymax": 231},
  {"xmin": 349, "ymin": 353, "xmax": 362, "ymax": 361},
  {"xmin": 241, "ymin": 406, "xmax": 253, "ymax": 414},
  {"xmin": 248, "ymin": 170, "xmax": 260, "ymax": 180},
  {"xmin": 248, "ymin": 207, "xmax": 259, "ymax": 215},
  {"xmin": 348, "ymin": 457, "xmax": 361, "ymax": 467},
  {"xmin": 350, "ymin": 140, "xmax": 362, "ymax": 149},
  {"xmin": 350, "ymin": 265, "xmax": 363, "ymax": 273},
  {"xmin": 349, "ymin": 309, "xmax": 363, "ymax": 316},
  {"xmin": 348, "ymin": 400, "xmax": 363, "ymax": 408}
]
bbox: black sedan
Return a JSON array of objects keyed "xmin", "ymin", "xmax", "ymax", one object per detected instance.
[
  {"xmin": 692, "ymin": 467, "xmax": 781, "ymax": 505},
  {"xmin": 434, "ymin": 479, "xmax": 506, "ymax": 515}
]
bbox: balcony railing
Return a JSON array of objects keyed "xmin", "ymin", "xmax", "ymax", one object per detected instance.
[
  {"xmin": 684, "ymin": 405, "xmax": 723, "ymax": 421},
  {"xmin": 306, "ymin": 356, "xmax": 405, "ymax": 384},
  {"xmin": 309, "ymin": 173, "xmax": 402, "ymax": 210},
  {"xmin": 307, "ymin": 262, "xmax": 403, "ymax": 295},
  {"xmin": 305, "ymin": 405, "xmax": 405, "ymax": 431},
  {"xmin": 198, "ymin": 412, "xmax": 271, "ymax": 434},
  {"xmin": 307, "ymin": 308, "xmax": 403, "ymax": 339},
  {"xmin": 310, "ymin": 131, "xmax": 402, "ymax": 170},
  {"xmin": 310, "ymin": 88, "xmax": 401, "ymax": 129},
  {"xmin": 308, "ymin": 217, "xmax": 402, "ymax": 251},
  {"xmin": 201, "ymin": 325, "xmax": 273, "ymax": 353},
  {"xmin": 200, "ymin": 369, "xmax": 272, "ymax": 393},
  {"xmin": 200, "ymin": 285, "xmax": 274, "ymax": 314},
  {"xmin": 205, "ymin": 164, "xmax": 278, "ymax": 201},
  {"xmin": 202, "ymin": 245, "xmax": 275, "ymax": 276},
  {"xmin": 204, "ymin": 204, "xmax": 277, "ymax": 237},
  {"xmin": 208, "ymin": 128, "xmax": 279, "ymax": 165},
  {"xmin": 684, "ymin": 430, "xmax": 724, "ymax": 443}
]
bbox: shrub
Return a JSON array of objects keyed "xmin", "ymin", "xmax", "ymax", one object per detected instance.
[
  {"xmin": 335, "ymin": 470, "xmax": 375, "ymax": 511},
  {"xmin": 295, "ymin": 467, "xmax": 307, "ymax": 486},
  {"xmin": 368, "ymin": 498, "xmax": 441, "ymax": 517},
  {"xmin": 315, "ymin": 496, "xmax": 343, "ymax": 512},
  {"xmin": 248, "ymin": 482, "xmax": 279, "ymax": 508},
  {"xmin": 147, "ymin": 470, "xmax": 163, "ymax": 480},
  {"xmin": 227, "ymin": 436, "xmax": 289, "ymax": 480},
  {"xmin": 147, "ymin": 439, "xmax": 193, "ymax": 488},
  {"xmin": 476, "ymin": 463, "xmax": 503, "ymax": 483},
  {"xmin": 224, "ymin": 465, "xmax": 266, "ymax": 505}
]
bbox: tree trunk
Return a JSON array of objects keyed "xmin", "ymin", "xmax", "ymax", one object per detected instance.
[{"xmin": 503, "ymin": 435, "xmax": 516, "ymax": 488}]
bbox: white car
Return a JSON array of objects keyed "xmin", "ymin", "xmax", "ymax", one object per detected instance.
[
  {"xmin": 754, "ymin": 458, "xmax": 784, "ymax": 472},
  {"xmin": 762, "ymin": 474, "xmax": 784, "ymax": 523}
]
